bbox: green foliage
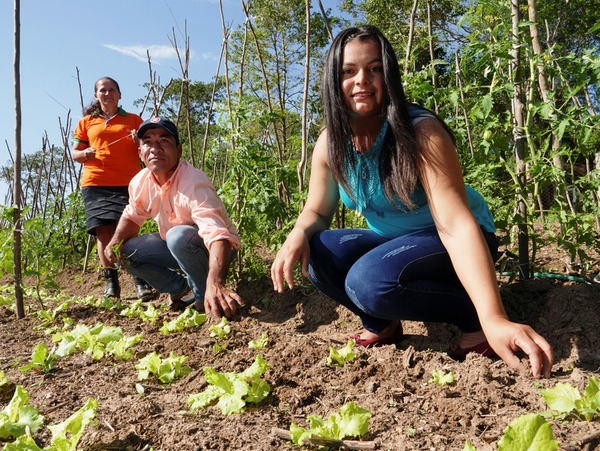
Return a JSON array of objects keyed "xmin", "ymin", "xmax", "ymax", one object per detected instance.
[
  {"xmin": 540, "ymin": 376, "xmax": 600, "ymax": 421},
  {"xmin": 0, "ymin": 386, "xmax": 44, "ymax": 440},
  {"xmin": 135, "ymin": 351, "xmax": 192, "ymax": 384},
  {"xmin": 289, "ymin": 401, "xmax": 371, "ymax": 445},
  {"xmin": 45, "ymin": 398, "xmax": 98, "ymax": 451},
  {"xmin": 428, "ymin": 369, "xmax": 457, "ymax": 387},
  {"xmin": 0, "ymin": 193, "xmax": 88, "ymax": 292},
  {"xmin": 33, "ymin": 301, "xmax": 73, "ymax": 332},
  {"xmin": 1, "ymin": 397, "xmax": 97, "ymax": 451},
  {"xmin": 52, "ymin": 323, "xmax": 142, "ymax": 361},
  {"xmin": 326, "ymin": 339, "xmax": 356, "ymax": 367},
  {"xmin": 159, "ymin": 309, "xmax": 207, "ymax": 334},
  {"xmin": 209, "ymin": 317, "xmax": 232, "ymax": 339},
  {"xmin": 248, "ymin": 333, "xmax": 269, "ymax": 350},
  {"xmin": 496, "ymin": 414, "xmax": 558, "ymax": 451},
  {"xmin": 0, "ymin": 371, "xmax": 9, "ymax": 387},
  {"xmin": 121, "ymin": 300, "xmax": 164, "ymax": 324},
  {"xmin": 18, "ymin": 343, "xmax": 58, "ymax": 374},
  {"xmin": 187, "ymin": 355, "xmax": 270, "ymax": 415}
]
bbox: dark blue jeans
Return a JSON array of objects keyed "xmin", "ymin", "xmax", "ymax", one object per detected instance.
[
  {"xmin": 308, "ymin": 227, "xmax": 498, "ymax": 334},
  {"xmin": 121, "ymin": 226, "xmax": 210, "ymax": 302}
]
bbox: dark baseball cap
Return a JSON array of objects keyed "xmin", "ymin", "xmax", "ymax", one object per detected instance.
[{"xmin": 137, "ymin": 117, "xmax": 180, "ymax": 144}]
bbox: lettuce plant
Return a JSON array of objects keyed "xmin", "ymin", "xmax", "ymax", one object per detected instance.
[
  {"xmin": 209, "ymin": 317, "xmax": 231, "ymax": 339},
  {"xmin": 18, "ymin": 343, "xmax": 58, "ymax": 374},
  {"xmin": 326, "ymin": 339, "xmax": 356, "ymax": 367},
  {"xmin": 53, "ymin": 323, "xmax": 142, "ymax": 361},
  {"xmin": 428, "ymin": 370, "xmax": 456, "ymax": 387},
  {"xmin": 160, "ymin": 308, "xmax": 206, "ymax": 334},
  {"xmin": 135, "ymin": 351, "xmax": 192, "ymax": 384},
  {"xmin": 121, "ymin": 300, "xmax": 163, "ymax": 323},
  {"xmin": 248, "ymin": 333, "xmax": 269, "ymax": 350},
  {"xmin": 187, "ymin": 355, "xmax": 270, "ymax": 415},
  {"xmin": 289, "ymin": 401, "xmax": 371, "ymax": 445},
  {"xmin": 540, "ymin": 376, "xmax": 600, "ymax": 421},
  {"xmin": 0, "ymin": 386, "xmax": 44, "ymax": 440}
]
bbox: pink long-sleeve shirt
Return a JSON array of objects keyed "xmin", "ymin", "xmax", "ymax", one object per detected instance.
[{"xmin": 122, "ymin": 160, "xmax": 241, "ymax": 251}]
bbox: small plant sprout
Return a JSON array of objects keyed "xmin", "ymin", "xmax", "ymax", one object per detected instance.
[
  {"xmin": 326, "ymin": 339, "xmax": 356, "ymax": 367},
  {"xmin": 209, "ymin": 317, "xmax": 232, "ymax": 339},
  {"xmin": 248, "ymin": 332, "xmax": 269, "ymax": 349},
  {"xmin": 428, "ymin": 369, "xmax": 456, "ymax": 387},
  {"xmin": 212, "ymin": 342, "xmax": 228, "ymax": 354},
  {"xmin": 0, "ymin": 371, "xmax": 9, "ymax": 386},
  {"xmin": 52, "ymin": 323, "xmax": 142, "ymax": 361},
  {"xmin": 110, "ymin": 240, "xmax": 125, "ymax": 267},
  {"xmin": 18, "ymin": 343, "xmax": 58, "ymax": 374},
  {"xmin": 33, "ymin": 301, "xmax": 72, "ymax": 331}
]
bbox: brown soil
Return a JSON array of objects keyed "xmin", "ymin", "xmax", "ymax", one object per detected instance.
[{"xmin": 1, "ymin": 256, "xmax": 599, "ymax": 451}]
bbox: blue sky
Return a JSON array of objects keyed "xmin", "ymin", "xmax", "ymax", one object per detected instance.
[{"xmin": 0, "ymin": 0, "xmax": 251, "ymax": 200}]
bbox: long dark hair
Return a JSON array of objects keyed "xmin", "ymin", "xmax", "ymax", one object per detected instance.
[
  {"xmin": 83, "ymin": 76, "xmax": 121, "ymax": 116},
  {"xmin": 322, "ymin": 25, "xmax": 423, "ymax": 209}
]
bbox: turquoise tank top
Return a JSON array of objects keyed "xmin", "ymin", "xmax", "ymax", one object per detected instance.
[{"xmin": 338, "ymin": 104, "xmax": 496, "ymax": 238}]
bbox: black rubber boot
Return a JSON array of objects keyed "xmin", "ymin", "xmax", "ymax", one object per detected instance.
[
  {"xmin": 134, "ymin": 277, "xmax": 158, "ymax": 301},
  {"xmin": 103, "ymin": 268, "xmax": 121, "ymax": 298}
]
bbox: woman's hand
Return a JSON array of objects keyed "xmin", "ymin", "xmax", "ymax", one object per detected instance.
[
  {"xmin": 271, "ymin": 228, "xmax": 311, "ymax": 292},
  {"xmin": 484, "ymin": 316, "xmax": 554, "ymax": 378}
]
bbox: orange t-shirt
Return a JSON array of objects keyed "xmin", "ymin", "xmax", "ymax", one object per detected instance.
[{"xmin": 74, "ymin": 110, "xmax": 144, "ymax": 187}]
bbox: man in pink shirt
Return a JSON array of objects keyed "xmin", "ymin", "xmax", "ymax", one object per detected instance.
[{"xmin": 105, "ymin": 117, "xmax": 243, "ymax": 318}]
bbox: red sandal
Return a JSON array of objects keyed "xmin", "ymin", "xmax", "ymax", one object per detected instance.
[
  {"xmin": 448, "ymin": 340, "xmax": 497, "ymax": 361},
  {"xmin": 351, "ymin": 323, "xmax": 404, "ymax": 348}
]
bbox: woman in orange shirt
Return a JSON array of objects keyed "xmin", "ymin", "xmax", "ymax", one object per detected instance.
[{"xmin": 71, "ymin": 76, "xmax": 154, "ymax": 301}]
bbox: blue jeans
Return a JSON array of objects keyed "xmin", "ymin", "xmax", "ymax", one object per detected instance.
[
  {"xmin": 308, "ymin": 227, "xmax": 498, "ymax": 334},
  {"xmin": 121, "ymin": 225, "xmax": 215, "ymax": 302}
]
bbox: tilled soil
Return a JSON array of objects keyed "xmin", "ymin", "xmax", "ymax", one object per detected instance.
[{"xmin": 0, "ymin": 266, "xmax": 599, "ymax": 450}]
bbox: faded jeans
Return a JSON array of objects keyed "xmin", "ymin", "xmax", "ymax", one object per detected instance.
[
  {"xmin": 122, "ymin": 225, "xmax": 215, "ymax": 303},
  {"xmin": 307, "ymin": 227, "xmax": 498, "ymax": 334}
]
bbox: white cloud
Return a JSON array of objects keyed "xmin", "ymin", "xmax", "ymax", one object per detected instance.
[
  {"xmin": 103, "ymin": 44, "xmax": 192, "ymax": 64},
  {"xmin": 201, "ymin": 51, "xmax": 219, "ymax": 61}
]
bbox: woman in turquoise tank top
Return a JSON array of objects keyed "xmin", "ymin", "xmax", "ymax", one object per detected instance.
[{"xmin": 271, "ymin": 25, "xmax": 553, "ymax": 378}]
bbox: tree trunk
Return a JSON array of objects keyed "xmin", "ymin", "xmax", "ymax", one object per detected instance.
[
  {"xmin": 297, "ymin": 0, "xmax": 310, "ymax": 205},
  {"xmin": 404, "ymin": 0, "xmax": 419, "ymax": 74},
  {"xmin": 13, "ymin": 0, "xmax": 25, "ymax": 318},
  {"xmin": 510, "ymin": 0, "xmax": 530, "ymax": 279}
]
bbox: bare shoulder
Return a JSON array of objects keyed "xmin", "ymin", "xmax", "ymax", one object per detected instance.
[
  {"xmin": 312, "ymin": 129, "xmax": 330, "ymax": 165},
  {"xmin": 413, "ymin": 117, "xmax": 456, "ymax": 158},
  {"xmin": 413, "ymin": 117, "xmax": 451, "ymax": 141}
]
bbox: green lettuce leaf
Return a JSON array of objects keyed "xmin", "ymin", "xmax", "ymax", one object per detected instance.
[
  {"xmin": 497, "ymin": 414, "xmax": 557, "ymax": 451},
  {"xmin": 0, "ymin": 386, "xmax": 44, "ymax": 440},
  {"xmin": 47, "ymin": 398, "xmax": 98, "ymax": 451}
]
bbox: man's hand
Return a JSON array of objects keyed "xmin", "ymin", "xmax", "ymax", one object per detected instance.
[
  {"xmin": 203, "ymin": 282, "xmax": 244, "ymax": 318},
  {"xmin": 104, "ymin": 241, "xmax": 121, "ymax": 266}
]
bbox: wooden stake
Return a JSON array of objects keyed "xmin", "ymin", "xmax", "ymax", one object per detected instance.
[{"xmin": 271, "ymin": 427, "xmax": 377, "ymax": 449}]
